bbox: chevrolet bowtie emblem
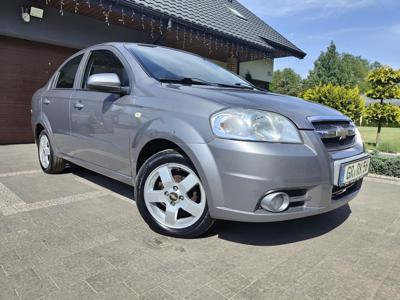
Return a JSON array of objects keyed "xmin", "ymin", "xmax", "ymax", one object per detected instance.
[{"xmin": 335, "ymin": 126, "xmax": 348, "ymax": 141}]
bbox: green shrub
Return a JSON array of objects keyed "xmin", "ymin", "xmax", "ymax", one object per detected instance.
[
  {"xmin": 369, "ymin": 154, "xmax": 400, "ymax": 177},
  {"xmin": 364, "ymin": 102, "xmax": 400, "ymax": 125},
  {"xmin": 301, "ymin": 84, "xmax": 365, "ymax": 121}
]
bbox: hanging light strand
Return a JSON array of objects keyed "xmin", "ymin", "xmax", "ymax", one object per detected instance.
[{"xmin": 59, "ymin": 0, "xmax": 64, "ymax": 15}]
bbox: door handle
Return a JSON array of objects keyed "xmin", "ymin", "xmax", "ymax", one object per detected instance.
[
  {"xmin": 74, "ymin": 102, "xmax": 84, "ymax": 110},
  {"xmin": 43, "ymin": 98, "xmax": 51, "ymax": 105}
]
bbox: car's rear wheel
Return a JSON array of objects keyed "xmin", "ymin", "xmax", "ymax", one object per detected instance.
[
  {"xmin": 38, "ymin": 130, "xmax": 65, "ymax": 174},
  {"xmin": 135, "ymin": 150, "xmax": 214, "ymax": 238}
]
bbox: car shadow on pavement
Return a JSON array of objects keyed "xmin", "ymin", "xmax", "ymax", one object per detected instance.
[
  {"xmin": 67, "ymin": 164, "xmax": 134, "ymax": 199},
  {"xmin": 68, "ymin": 165, "xmax": 351, "ymax": 246},
  {"xmin": 213, "ymin": 204, "xmax": 351, "ymax": 246}
]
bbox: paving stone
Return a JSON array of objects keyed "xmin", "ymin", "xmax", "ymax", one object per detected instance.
[
  {"xmin": 85, "ymin": 268, "xmax": 126, "ymax": 293},
  {"xmin": 161, "ymin": 275, "xmax": 205, "ymax": 299},
  {"xmin": 374, "ymin": 277, "xmax": 400, "ymax": 300},
  {"xmin": 9, "ymin": 268, "xmax": 58, "ymax": 300},
  {"xmin": 45, "ymin": 262, "xmax": 90, "ymax": 288},
  {"xmin": 97, "ymin": 281, "xmax": 139, "ymax": 300},
  {"xmin": 1, "ymin": 257, "xmax": 35, "ymax": 276},
  {"xmin": 123, "ymin": 266, "xmax": 169, "ymax": 295},
  {"xmin": 0, "ymin": 249, "xmax": 20, "ymax": 263},
  {"xmin": 1, "ymin": 145, "xmax": 400, "ymax": 299},
  {"xmin": 0, "ymin": 173, "xmax": 95, "ymax": 204},
  {"xmin": 232, "ymin": 279, "xmax": 288, "ymax": 300},
  {"xmin": 184, "ymin": 286, "xmax": 227, "ymax": 300},
  {"xmin": 207, "ymin": 270, "xmax": 251, "ymax": 298},
  {"xmin": 139, "ymin": 287, "xmax": 175, "ymax": 300},
  {"xmin": 0, "ymin": 286, "xmax": 20, "ymax": 300},
  {"xmin": 46, "ymin": 281, "xmax": 98, "ymax": 300}
]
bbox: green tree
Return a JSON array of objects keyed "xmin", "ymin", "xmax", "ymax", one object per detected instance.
[
  {"xmin": 370, "ymin": 61, "xmax": 382, "ymax": 70},
  {"xmin": 365, "ymin": 66, "xmax": 400, "ymax": 146},
  {"xmin": 305, "ymin": 42, "xmax": 376, "ymax": 93},
  {"xmin": 301, "ymin": 84, "xmax": 365, "ymax": 121},
  {"xmin": 270, "ymin": 68, "xmax": 303, "ymax": 96},
  {"xmin": 341, "ymin": 53, "xmax": 370, "ymax": 93},
  {"xmin": 306, "ymin": 42, "xmax": 343, "ymax": 87}
]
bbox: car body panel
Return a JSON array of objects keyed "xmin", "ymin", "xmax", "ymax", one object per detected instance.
[
  {"xmin": 69, "ymin": 90, "xmax": 133, "ymax": 176},
  {"xmin": 31, "ymin": 42, "xmax": 368, "ymax": 223}
]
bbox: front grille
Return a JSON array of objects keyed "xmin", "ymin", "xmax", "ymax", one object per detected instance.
[{"xmin": 312, "ymin": 120, "xmax": 356, "ymax": 151}]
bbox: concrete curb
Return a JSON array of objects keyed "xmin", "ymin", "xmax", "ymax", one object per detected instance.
[{"xmin": 367, "ymin": 173, "xmax": 400, "ymax": 185}]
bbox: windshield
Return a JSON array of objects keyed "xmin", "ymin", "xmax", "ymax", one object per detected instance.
[{"xmin": 127, "ymin": 45, "xmax": 253, "ymax": 87}]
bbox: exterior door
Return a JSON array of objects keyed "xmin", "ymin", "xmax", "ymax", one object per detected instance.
[
  {"xmin": 42, "ymin": 54, "xmax": 84, "ymax": 153},
  {"xmin": 69, "ymin": 49, "xmax": 132, "ymax": 176}
]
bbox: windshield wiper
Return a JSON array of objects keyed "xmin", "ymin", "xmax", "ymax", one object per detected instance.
[
  {"xmin": 158, "ymin": 77, "xmax": 214, "ymax": 86},
  {"xmin": 213, "ymin": 82, "xmax": 255, "ymax": 90},
  {"xmin": 158, "ymin": 77, "xmax": 255, "ymax": 90}
]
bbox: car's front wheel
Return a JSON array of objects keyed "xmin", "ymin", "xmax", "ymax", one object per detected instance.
[
  {"xmin": 38, "ymin": 130, "xmax": 65, "ymax": 174},
  {"xmin": 135, "ymin": 150, "xmax": 214, "ymax": 238}
]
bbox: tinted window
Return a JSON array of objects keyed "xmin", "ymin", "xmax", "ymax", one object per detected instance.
[
  {"xmin": 82, "ymin": 50, "xmax": 129, "ymax": 88},
  {"xmin": 127, "ymin": 45, "xmax": 251, "ymax": 87},
  {"xmin": 56, "ymin": 54, "xmax": 83, "ymax": 89}
]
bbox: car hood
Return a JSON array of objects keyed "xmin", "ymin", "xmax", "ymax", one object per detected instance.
[{"xmin": 163, "ymin": 85, "xmax": 349, "ymax": 129}]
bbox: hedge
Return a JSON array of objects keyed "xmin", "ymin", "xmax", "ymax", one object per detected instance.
[{"xmin": 369, "ymin": 154, "xmax": 400, "ymax": 178}]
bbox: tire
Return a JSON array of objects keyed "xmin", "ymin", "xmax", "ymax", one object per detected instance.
[
  {"xmin": 135, "ymin": 150, "xmax": 215, "ymax": 238},
  {"xmin": 37, "ymin": 130, "xmax": 65, "ymax": 174}
]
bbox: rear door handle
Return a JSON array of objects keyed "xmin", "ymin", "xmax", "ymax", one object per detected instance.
[
  {"xmin": 43, "ymin": 98, "xmax": 51, "ymax": 105},
  {"xmin": 74, "ymin": 102, "xmax": 84, "ymax": 110}
]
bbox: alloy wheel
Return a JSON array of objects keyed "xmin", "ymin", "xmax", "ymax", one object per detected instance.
[
  {"xmin": 39, "ymin": 134, "xmax": 51, "ymax": 169},
  {"xmin": 143, "ymin": 163, "xmax": 206, "ymax": 229}
]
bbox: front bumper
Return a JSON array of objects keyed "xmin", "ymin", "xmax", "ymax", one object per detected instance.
[{"xmin": 186, "ymin": 130, "xmax": 367, "ymax": 222}]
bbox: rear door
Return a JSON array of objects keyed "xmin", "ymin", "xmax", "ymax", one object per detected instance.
[
  {"xmin": 68, "ymin": 49, "xmax": 132, "ymax": 176},
  {"xmin": 42, "ymin": 54, "xmax": 84, "ymax": 153}
]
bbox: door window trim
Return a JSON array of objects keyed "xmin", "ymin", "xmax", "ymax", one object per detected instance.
[
  {"xmin": 77, "ymin": 47, "xmax": 132, "ymax": 92},
  {"xmin": 51, "ymin": 52, "xmax": 85, "ymax": 90}
]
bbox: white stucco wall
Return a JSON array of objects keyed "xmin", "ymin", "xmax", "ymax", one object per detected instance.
[{"xmin": 239, "ymin": 59, "xmax": 274, "ymax": 82}]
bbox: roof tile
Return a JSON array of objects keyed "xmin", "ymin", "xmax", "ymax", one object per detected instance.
[{"xmin": 121, "ymin": 0, "xmax": 305, "ymax": 58}]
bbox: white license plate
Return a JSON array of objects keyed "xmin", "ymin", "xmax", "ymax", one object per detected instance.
[{"xmin": 339, "ymin": 157, "xmax": 370, "ymax": 187}]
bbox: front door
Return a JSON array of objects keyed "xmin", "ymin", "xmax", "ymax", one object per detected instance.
[
  {"xmin": 42, "ymin": 54, "xmax": 83, "ymax": 153},
  {"xmin": 69, "ymin": 49, "xmax": 132, "ymax": 176}
]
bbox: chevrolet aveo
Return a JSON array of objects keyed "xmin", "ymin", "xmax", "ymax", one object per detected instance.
[{"xmin": 31, "ymin": 43, "xmax": 370, "ymax": 238}]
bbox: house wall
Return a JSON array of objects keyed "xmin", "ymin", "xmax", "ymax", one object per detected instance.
[
  {"xmin": 0, "ymin": 0, "xmax": 150, "ymax": 49},
  {"xmin": 239, "ymin": 59, "xmax": 274, "ymax": 83}
]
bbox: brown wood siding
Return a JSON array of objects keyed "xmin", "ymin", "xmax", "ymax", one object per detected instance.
[{"xmin": 0, "ymin": 36, "xmax": 77, "ymax": 144}]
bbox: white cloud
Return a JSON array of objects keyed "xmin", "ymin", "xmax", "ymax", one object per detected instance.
[{"xmin": 241, "ymin": 0, "xmax": 376, "ymax": 17}]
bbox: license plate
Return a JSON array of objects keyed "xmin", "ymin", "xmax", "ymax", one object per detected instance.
[{"xmin": 339, "ymin": 157, "xmax": 370, "ymax": 187}]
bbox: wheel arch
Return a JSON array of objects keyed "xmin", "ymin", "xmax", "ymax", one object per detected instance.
[
  {"xmin": 34, "ymin": 123, "xmax": 45, "ymax": 145},
  {"xmin": 32, "ymin": 112, "xmax": 60, "ymax": 155},
  {"xmin": 136, "ymin": 139, "xmax": 189, "ymax": 174}
]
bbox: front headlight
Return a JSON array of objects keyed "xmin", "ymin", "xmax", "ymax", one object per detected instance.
[{"xmin": 210, "ymin": 108, "xmax": 302, "ymax": 143}]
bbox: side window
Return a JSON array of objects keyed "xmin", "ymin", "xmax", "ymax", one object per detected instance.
[
  {"xmin": 55, "ymin": 54, "xmax": 83, "ymax": 89},
  {"xmin": 82, "ymin": 50, "xmax": 129, "ymax": 88}
]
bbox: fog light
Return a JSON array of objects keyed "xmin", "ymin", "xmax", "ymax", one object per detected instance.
[{"xmin": 260, "ymin": 192, "xmax": 290, "ymax": 212}]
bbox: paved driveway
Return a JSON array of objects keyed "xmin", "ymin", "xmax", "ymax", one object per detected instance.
[{"xmin": 0, "ymin": 144, "xmax": 400, "ymax": 300}]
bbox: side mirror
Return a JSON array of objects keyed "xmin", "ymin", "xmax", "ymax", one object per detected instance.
[{"xmin": 87, "ymin": 73, "xmax": 129, "ymax": 95}]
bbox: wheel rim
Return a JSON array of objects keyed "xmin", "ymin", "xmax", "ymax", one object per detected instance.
[
  {"xmin": 39, "ymin": 134, "xmax": 51, "ymax": 169},
  {"xmin": 144, "ymin": 163, "xmax": 206, "ymax": 229}
]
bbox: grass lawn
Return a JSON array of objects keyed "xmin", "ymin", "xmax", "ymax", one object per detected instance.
[{"xmin": 358, "ymin": 126, "xmax": 400, "ymax": 153}]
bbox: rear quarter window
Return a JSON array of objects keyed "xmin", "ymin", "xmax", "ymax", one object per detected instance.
[{"xmin": 55, "ymin": 54, "xmax": 83, "ymax": 89}]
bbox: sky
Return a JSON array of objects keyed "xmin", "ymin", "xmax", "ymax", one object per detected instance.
[{"xmin": 241, "ymin": 0, "xmax": 400, "ymax": 78}]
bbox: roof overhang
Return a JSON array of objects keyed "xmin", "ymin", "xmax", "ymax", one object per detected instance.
[{"xmin": 260, "ymin": 37, "xmax": 306, "ymax": 59}]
